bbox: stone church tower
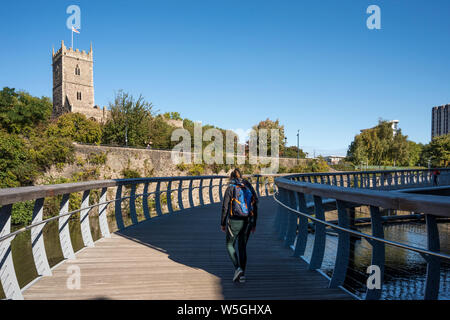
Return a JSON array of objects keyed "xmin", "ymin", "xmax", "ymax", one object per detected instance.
[{"xmin": 52, "ymin": 40, "xmax": 106, "ymax": 122}]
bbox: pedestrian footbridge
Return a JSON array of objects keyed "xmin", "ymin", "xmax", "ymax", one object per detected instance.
[{"xmin": 0, "ymin": 169, "xmax": 449, "ymax": 300}]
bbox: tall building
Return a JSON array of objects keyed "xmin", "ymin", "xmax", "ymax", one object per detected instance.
[
  {"xmin": 52, "ymin": 40, "xmax": 106, "ymax": 122},
  {"xmin": 431, "ymin": 104, "xmax": 449, "ymax": 139}
]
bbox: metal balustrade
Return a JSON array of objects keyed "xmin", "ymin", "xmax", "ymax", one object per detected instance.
[
  {"xmin": 273, "ymin": 168, "xmax": 450, "ymax": 300},
  {"xmin": 0, "ymin": 174, "xmax": 277, "ymax": 300},
  {"xmin": 1, "ymin": 168, "xmax": 448, "ymax": 300}
]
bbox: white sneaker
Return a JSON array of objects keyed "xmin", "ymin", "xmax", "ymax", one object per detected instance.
[
  {"xmin": 233, "ymin": 267, "xmax": 244, "ymax": 282},
  {"xmin": 239, "ymin": 275, "xmax": 246, "ymax": 283}
]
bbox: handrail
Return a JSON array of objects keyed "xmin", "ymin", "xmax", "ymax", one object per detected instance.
[
  {"xmin": 273, "ymin": 194, "xmax": 450, "ymax": 260},
  {"xmin": 276, "ymin": 177, "xmax": 450, "ymax": 217},
  {"xmin": 273, "ymin": 168, "xmax": 450, "ymax": 300},
  {"xmin": 0, "ymin": 173, "xmax": 277, "ymax": 300}
]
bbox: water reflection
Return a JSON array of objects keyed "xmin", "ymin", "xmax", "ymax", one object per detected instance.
[{"xmin": 303, "ymin": 222, "xmax": 450, "ymax": 300}]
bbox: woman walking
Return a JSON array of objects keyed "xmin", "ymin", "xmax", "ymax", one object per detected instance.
[{"xmin": 220, "ymin": 168, "xmax": 258, "ymax": 283}]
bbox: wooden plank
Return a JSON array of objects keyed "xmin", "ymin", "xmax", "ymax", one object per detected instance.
[{"xmin": 23, "ymin": 199, "xmax": 351, "ymax": 300}]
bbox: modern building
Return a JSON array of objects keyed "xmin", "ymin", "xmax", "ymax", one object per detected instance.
[
  {"xmin": 52, "ymin": 40, "xmax": 106, "ymax": 122},
  {"xmin": 361, "ymin": 120, "xmax": 399, "ymax": 136},
  {"xmin": 431, "ymin": 104, "xmax": 449, "ymax": 139},
  {"xmin": 323, "ymin": 155, "xmax": 345, "ymax": 165}
]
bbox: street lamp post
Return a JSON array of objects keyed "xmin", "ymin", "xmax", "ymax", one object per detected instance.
[{"xmin": 297, "ymin": 130, "xmax": 300, "ymax": 163}]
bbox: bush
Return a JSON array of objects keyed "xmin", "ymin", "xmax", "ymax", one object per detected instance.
[{"xmin": 46, "ymin": 112, "xmax": 102, "ymax": 144}]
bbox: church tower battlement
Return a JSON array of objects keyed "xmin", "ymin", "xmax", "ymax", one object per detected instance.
[{"xmin": 52, "ymin": 40, "xmax": 106, "ymax": 122}]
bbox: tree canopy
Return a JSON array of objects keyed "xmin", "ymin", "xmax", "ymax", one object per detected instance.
[{"xmin": 347, "ymin": 120, "xmax": 418, "ymax": 166}]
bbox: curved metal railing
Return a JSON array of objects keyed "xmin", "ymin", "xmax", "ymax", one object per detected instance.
[
  {"xmin": 0, "ymin": 174, "xmax": 277, "ymax": 300},
  {"xmin": 273, "ymin": 168, "xmax": 450, "ymax": 300}
]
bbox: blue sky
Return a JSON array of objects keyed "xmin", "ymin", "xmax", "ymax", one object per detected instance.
[{"xmin": 1, "ymin": 0, "xmax": 449, "ymax": 156}]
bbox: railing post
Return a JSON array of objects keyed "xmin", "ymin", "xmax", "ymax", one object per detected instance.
[
  {"xmin": 278, "ymin": 189, "xmax": 289, "ymax": 240},
  {"xmin": 293, "ymin": 192, "xmax": 308, "ymax": 258},
  {"xmin": 365, "ymin": 206, "xmax": 385, "ymax": 300},
  {"xmin": 218, "ymin": 178, "xmax": 224, "ymax": 201},
  {"xmin": 329, "ymin": 200, "xmax": 350, "ymax": 288},
  {"xmin": 284, "ymin": 190, "xmax": 297, "ymax": 248},
  {"xmin": 177, "ymin": 180, "xmax": 184, "ymax": 211},
  {"xmin": 80, "ymin": 190, "xmax": 94, "ymax": 247},
  {"xmin": 167, "ymin": 181, "xmax": 174, "ymax": 214},
  {"xmin": 129, "ymin": 184, "xmax": 138, "ymax": 224},
  {"xmin": 155, "ymin": 181, "xmax": 163, "ymax": 216},
  {"xmin": 188, "ymin": 179, "xmax": 195, "ymax": 208},
  {"xmin": 0, "ymin": 204, "xmax": 23, "ymax": 300},
  {"xmin": 265, "ymin": 178, "xmax": 269, "ymax": 196},
  {"xmin": 423, "ymin": 214, "xmax": 441, "ymax": 300},
  {"xmin": 31, "ymin": 198, "xmax": 52, "ymax": 276},
  {"xmin": 115, "ymin": 185, "xmax": 125, "ymax": 229},
  {"xmin": 208, "ymin": 178, "xmax": 214, "ymax": 204},
  {"xmin": 98, "ymin": 187, "xmax": 111, "ymax": 237},
  {"xmin": 309, "ymin": 196, "xmax": 326, "ymax": 270},
  {"xmin": 59, "ymin": 193, "xmax": 75, "ymax": 259},
  {"xmin": 199, "ymin": 178, "xmax": 205, "ymax": 206},
  {"xmin": 255, "ymin": 175, "xmax": 261, "ymax": 198},
  {"xmin": 142, "ymin": 183, "xmax": 151, "ymax": 219}
]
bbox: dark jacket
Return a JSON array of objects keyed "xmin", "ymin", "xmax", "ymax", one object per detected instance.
[{"xmin": 221, "ymin": 178, "xmax": 258, "ymax": 227}]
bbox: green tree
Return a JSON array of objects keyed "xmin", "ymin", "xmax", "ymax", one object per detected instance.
[
  {"xmin": 420, "ymin": 134, "xmax": 450, "ymax": 167},
  {"xmin": 347, "ymin": 120, "xmax": 411, "ymax": 166},
  {"xmin": 102, "ymin": 90, "xmax": 155, "ymax": 147},
  {"xmin": 283, "ymin": 146, "xmax": 306, "ymax": 158},
  {"xmin": 406, "ymin": 141, "xmax": 423, "ymax": 167},
  {"xmin": 148, "ymin": 115, "xmax": 176, "ymax": 149},
  {"xmin": 46, "ymin": 112, "xmax": 102, "ymax": 144},
  {"xmin": 251, "ymin": 118, "xmax": 286, "ymax": 156},
  {"xmin": 0, "ymin": 87, "xmax": 52, "ymax": 134},
  {"xmin": 0, "ymin": 130, "xmax": 37, "ymax": 188}
]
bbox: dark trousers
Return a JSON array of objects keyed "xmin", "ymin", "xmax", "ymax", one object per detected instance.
[{"xmin": 225, "ymin": 218, "xmax": 251, "ymax": 272}]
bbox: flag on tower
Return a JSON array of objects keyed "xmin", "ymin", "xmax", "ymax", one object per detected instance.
[{"xmin": 72, "ymin": 26, "xmax": 80, "ymax": 34}]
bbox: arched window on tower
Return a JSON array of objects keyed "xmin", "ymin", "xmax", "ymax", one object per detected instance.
[{"xmin": 75, "ymin": 65, "xmax": 80, "ymax": 76}]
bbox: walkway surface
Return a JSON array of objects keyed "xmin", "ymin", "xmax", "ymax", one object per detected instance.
[{"xmin": 23, "ymin": 198, "xmax": 351, "ymax": 300}]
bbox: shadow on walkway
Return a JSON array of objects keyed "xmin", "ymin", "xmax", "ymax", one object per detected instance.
[{"xmin": 117, "ymin": 197, "xmax": 351, "ymax": 300}]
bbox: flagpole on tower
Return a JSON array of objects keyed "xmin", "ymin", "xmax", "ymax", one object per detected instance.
[{"xmin": 71, "ymin": 28, "xmax": 74, "ymax": 49}]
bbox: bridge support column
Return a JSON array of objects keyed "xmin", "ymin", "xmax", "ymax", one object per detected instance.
[
  {"xmin": 199, "ymin": 179, "xmax": 205, "ymax": 206},
  {"xmin": 115, "ymin": 185, "xmax": 125, "ymax": 230},
  {"xmin": 284, "ymin": 190, "xmax": 297, "ymax": 248},
  {"xmin": 329, "ymin": 200, "xmax": 350, "ymax": 288},
  {"xmin": 309, "ymin": 196, "xmax": 326, "ymax": 270},
  {"xmin": 255, "ymin": 176, "xmax": 261, "ymax": 198},
  {"xmin": 155, "ymin": 181, "xmax": 163, "ymax": 216},
  {"xmin": 80, "ymin": 190, "xmax": 94, "ymax": 247},
  {"xmin": 278, "ymin": 189, "xmax": 289, "ymax": 240},
  {"xmin": 293, "ymin": 192, "xmax": 308, "ymax": 258},
  {"xmin": 0, "ymin": 204, "xmax": 23, "ymax": 300},
  {"xmin": 142, "ymin": 183, "xmax": 151, "ymax": 219},
  {"xmin": 98, "ymin": 187, "xmax": 111, "ymax": 237},
  {"xmin": 208, "ymin": 178, "xmax": 214, "ymax": 204},
  {"xmin": 31, "ymin": 198, "xmax": 52, "ymax": 277},
  {"xmin": 423, "ymin": 214, "xmax": 441, "ymax": 300},
  {"xmin": 177, "ymin": 180, "xmax": 184, "ymax": 211},
  {"xmin": 167, "ymin": 181, "xmax": 174, "ymax": 214},
  {"xmin": 188, "ymin": 179, "xmax": 195, "ymax": 208},
  {"xmin": 59, "ymin": 194, "xmax": 75, "ymax": 259},
  {"xmin": 218, "ymin": 178, "xmax": 224, "ymax": 202},
  {"xmin": 129, "ymin": 185, "xmax": 138, "ymax": 224}
]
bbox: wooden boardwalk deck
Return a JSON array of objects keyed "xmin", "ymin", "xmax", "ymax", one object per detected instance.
[{"xmin": 23, "ymin": 198, "xmax": 351, "ymax": 300}]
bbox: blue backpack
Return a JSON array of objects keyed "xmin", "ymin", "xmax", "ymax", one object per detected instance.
[{"xmin": 229, "ymin": 182, "xmax": 254, "ymax": 217}]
